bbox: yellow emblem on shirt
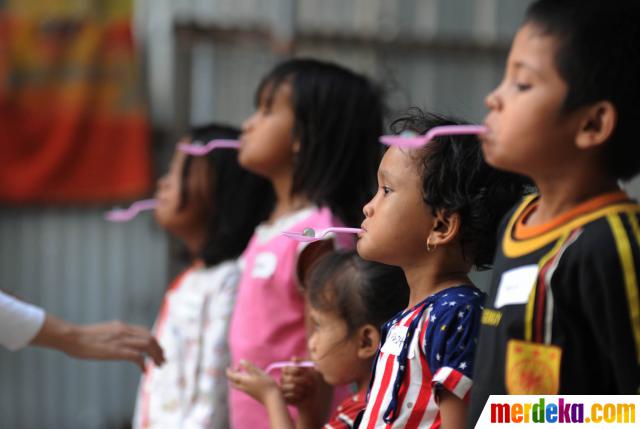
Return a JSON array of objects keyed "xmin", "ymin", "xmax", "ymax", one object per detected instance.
[
  {"xmin": 506, "ymin": 339, "xmax": 562, "ymax": 394},
  {"xmin": 481, "ymin": 309, "xmax": 502, "ymax": 326}
]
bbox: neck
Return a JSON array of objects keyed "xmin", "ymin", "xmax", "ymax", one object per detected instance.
[
  {"xmin": 269, "ymin": 169, "xmax": 310, "ymax": 222},
  {"xmin": 402, "ymin": 249, "xmax": 472, "ymax": 308},
  {"xmin": 176, "ymin": 223, "xmax": 206, "ymax": 261},
  {"xmin": 356, "ymin": 373, "xmax": 371, "ymax": 393},
  {"xmin": 529, "ymin": 165, "xmax": 619, "ymax": 225}
]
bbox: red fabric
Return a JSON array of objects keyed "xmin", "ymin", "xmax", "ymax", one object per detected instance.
[
  {"xmin": 324, "ymin": 388, "xmax": 367, "ymax": 429},
  {"xmin": 0, "ymin": 9, "xmax": 151, "ymax": 204}
]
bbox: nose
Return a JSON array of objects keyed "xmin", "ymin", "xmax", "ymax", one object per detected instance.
[
  {"xmin": 362, "ymin": 197, "xmax": 374, "ymax": 218},
  {"xmin": 241, "ymin": 112, "xmax": 257, "ymax": 133},
  {"xmin": 485, "ymin": 87, "xmax": 501, "ymax": 111}
]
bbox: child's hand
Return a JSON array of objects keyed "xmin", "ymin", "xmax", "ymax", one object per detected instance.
[
  {"xmin": 227, "ymin": 360, "xmax": 280, "ymax": 404},
  {"xmin": 280, "ymin": 357, "xmax": 322, "ymax": 406}
]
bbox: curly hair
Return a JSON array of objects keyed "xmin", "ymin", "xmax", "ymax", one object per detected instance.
[{"xmin": 390, "ymin": 109, "xmax": 532, "ymax": 269}]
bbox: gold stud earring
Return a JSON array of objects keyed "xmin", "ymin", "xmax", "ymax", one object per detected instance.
[{"xmin": 427, "ymin": 238, "xmax": 436, "ymax": 252}]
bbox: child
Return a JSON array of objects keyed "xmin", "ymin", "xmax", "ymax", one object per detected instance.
[
  {"xmin": 132, "ymin": 124, "xmax": 274, "ymax": 429},
  {"xmin": 227, "ymin": 249, "xmax": 409, "ymax": 429},
  {"xmin": 469, "ymin": 0, "xmax": 640, "ymax": 422},
  {"xmin": 356, "ymin": 111, "xmax": 528, "ymax": 428},
  {"xmin": 228, "ymin": 58, "xmax": 384, "ymax": 429}
]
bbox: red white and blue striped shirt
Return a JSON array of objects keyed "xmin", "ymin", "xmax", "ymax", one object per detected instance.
[{"xmin": 358, "ymin": 285, "xmax": 484, "ymax": 429}]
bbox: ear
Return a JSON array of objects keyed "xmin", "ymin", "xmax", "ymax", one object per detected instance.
[
  {"xmin": 356, "ymin": 324, "xmax": 381, "ymax": 359},
  {"xmin": 575, "ymin": 101, "xmax": 617, "ymax": 150},
  {"xmin": 292, "ymin": 139, "xmax": 301, "ymax": 155},
  {"xmin": 427, "ymin": 210, "xmax": 461, "ymax": 248}
]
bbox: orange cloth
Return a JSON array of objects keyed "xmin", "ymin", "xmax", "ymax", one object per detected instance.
[{"xmin": 0, "ymin": 1, "xmax": 150, "ymax": 204}]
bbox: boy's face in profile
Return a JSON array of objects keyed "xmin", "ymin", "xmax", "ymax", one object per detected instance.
[{"xmin": 481, "ymin": 23, "xmax": 585, "ymax": 179}]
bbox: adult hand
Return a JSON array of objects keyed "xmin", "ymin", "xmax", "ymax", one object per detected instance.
[{"xmin": 32, "ymin": 315, "xmax": 165, "ymax": 370}]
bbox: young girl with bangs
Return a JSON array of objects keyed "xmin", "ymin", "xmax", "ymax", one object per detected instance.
[
  {"xmin": 228, "ymin": 58, "xmax": 384, "ymax": 429},
  {"xmin": 133, "ymin": 124, "xmax": 273, "ymax": 429}
]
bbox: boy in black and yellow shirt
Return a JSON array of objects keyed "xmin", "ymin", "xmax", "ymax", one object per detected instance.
[{"xmin": 469, "ymin": 0, "xmax": 640, "ymax": 424}]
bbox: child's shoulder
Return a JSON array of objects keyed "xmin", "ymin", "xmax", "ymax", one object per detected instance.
[
  {"xmin": 421, "ymin": 285, "xmax": 485, "ymax": 324},
  {"xmin": 556, "ymin": 202, "xmax": 640, "ymax": 274},
  {"xmin": 501, "ymin": 191, "xmax": 639, "ymax": 257},
  {"xmin": 429, "ymin": 285, "xmax": 485, "ymax": 308}
]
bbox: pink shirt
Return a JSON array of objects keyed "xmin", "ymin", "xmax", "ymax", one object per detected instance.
[{"xmin": 229, "ymin": 206, "xmax": 353, "ymax": 428}]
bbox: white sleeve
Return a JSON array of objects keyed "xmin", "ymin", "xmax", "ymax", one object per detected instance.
[{"xmin": 0, "ymin": 290, "xmax": 46, "ymax": 351}]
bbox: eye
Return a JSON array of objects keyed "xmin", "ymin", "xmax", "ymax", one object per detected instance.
[
  {"xmin": 382, "ymin": 186, "xmax": 392, "ymax": 195},
  {"xmin": 515, "ymin": 82, "xmax": 532, "ymax": 91}
]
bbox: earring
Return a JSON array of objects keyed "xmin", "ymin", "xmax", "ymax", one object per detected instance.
[{"xmin": 427, "ymin": 238, "xmax": 437, "ymax": 252}]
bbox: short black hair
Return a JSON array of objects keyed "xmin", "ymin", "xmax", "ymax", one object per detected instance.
[
  {"xmin": 256, "ymin": 58, "xmax": 384, "ymax": 227},
  {"xmin": 306, "ymin": 251, "xmax": 409, "ymax": 333},
  {"xmin": 391, "ymin": 109, "xmax": 531, "ymax": 270},
  {"xmin": 524, "ymin": 0, "xmax": 640, "ymax": 180},
  {"xmin": 180, "ymin": 123, "xmax": 274, "ymax": 266}
]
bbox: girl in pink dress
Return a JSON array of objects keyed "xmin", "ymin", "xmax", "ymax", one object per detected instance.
[{"xmin": 228, "ymin": 58, "xmax": 384, "ymax": 428}]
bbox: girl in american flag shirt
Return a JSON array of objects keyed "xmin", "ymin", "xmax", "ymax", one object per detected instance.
[
  {"xmin": 227, "ymin": 249, "xmax": 408, "ymax": 429},
  {"xmin": 355, "ymin": 111, "xmax": 529, "ymax": 429}
]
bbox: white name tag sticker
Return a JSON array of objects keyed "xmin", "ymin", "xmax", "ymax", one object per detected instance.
[
  {"xmin": 381, "ymin": 325, "xmax": 408, "ymax": 356},
  {"xmin": 252, "ymin": 252, "xmax": 277, "ymax": 278},
  {"xmin": 494, "ymin": 265, "xmax": 539, "ymax": 308}
]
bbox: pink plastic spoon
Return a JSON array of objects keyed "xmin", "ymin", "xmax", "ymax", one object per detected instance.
[
  {"xmin": 178, "ymin": 139, "xmax": 240, "ymax": 156},
  {"xmin": 379, "ymin": 125, "xmax": 487, "ymax": 148},
  {"xmin": 265, "ymin": 360, "xmax": 315, "ymax": 374},
  {"xmin": 281, "ymin": 227, "xmax": 363, "ymax": 243},
  {"xmin": 104, "ymin": 199, "xmax": 157, "ymax": 222}
]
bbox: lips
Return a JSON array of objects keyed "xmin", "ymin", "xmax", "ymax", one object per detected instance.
[
  {"xmin": 239, "ymin": 135, "xmax": 249, "ymax": 150},
  {"xmin": 479, "ymin": 123, "xmax": 494, "ymax": 145}
]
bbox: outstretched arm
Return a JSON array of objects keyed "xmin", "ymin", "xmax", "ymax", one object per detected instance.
[{"xmin": 31, "ymin": 314, "xmax": 165, "ymax": 370}]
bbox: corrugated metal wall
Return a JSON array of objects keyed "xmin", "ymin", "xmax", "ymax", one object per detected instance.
[
  {"xmin": 5, "ymin": 1, "xmax": 639, "ymax": 428},
  {"xmin": 0, "ymin": 209, "xmax": 169, "ymax": 428},
  {"xmin": 136, "ymin": 0, "xmax": 533, "ymax": 128}
]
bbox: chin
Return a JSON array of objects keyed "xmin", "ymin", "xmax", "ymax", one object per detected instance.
[
  {"xmin": 237, "ymin": 151, "xmax": 251, "ymax": 169},
  {"xmin": 481, "ymin": 145, "xmax": 510, "ymax": 171},
  {"xmin": 356, "ymin": 239, "xmax": 371, "ymax": 259},
  {"xmin": 153, "ymin": 211, "xmax": 167, "ymax": 227},
  {"xmin": 357, "ymin": 245, "xmax": 388, "ymax": 266}
]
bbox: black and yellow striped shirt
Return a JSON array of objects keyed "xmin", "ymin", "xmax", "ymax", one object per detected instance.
[{"xmin": 469, "ymin": 191, "xmax": 640, "ymax": 425}]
